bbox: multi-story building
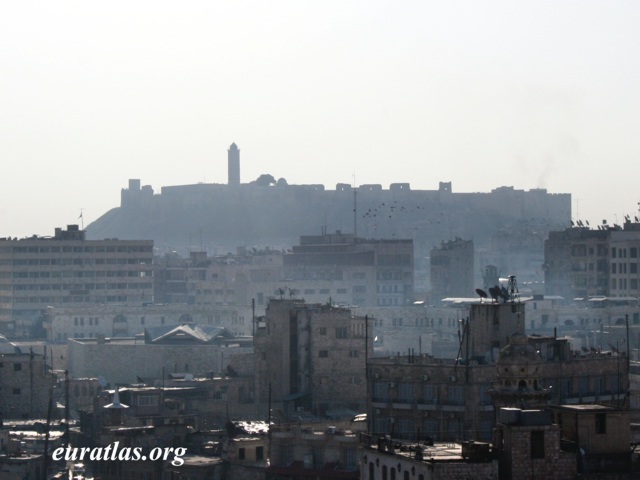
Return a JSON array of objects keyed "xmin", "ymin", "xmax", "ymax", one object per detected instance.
[
  {"xmin": 544, "ymin": 226, "xmax": 611, "ymax": 299},
  {"xmin": 66, "ymin": 324, "xmax": 252, "ymax": 385},
  {"xmin": 360, "ymin": 407, "xmax": 579, "ymax": 480},
  {"xmin": 0, "ymin": 225, "xmax": 154, "ymax": 337},
  {"xmin": 367, "ymin": 297, "xmax": 629, "ymax": 443},
  {"xmin": 267, "ymin": 422, "xmax": 360, "ymax": 480},
  {"xmin": 284, "ymin": 231, "xmax": 414, "ymax": 307},
  {"xmin": 43, "ymin": 303, "xmax": 254, "ymax": 342},
  {"xmin": 544, "ymin": 220, "xmax": 640, "ymax": 299},
  {"xmin": 153, "ymin": 248, "xmax": 283, "ymax": 308},
  {"xmin": 0, "ymin": 335, "xmax": 56, "ymax": 419},
  {"xmin": 254, "ymin": 299, "xmax": 372, "ymax": 420},
  {"xmin": 429, "ymin": 237, "xmax": 474, "ymax": 302},
  {"xmin": 154, "ymin": 232, "xmax": 414, "ymax": 309}
]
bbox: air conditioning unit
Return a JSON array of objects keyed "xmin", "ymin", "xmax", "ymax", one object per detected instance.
[
  {"xmin": 373, "ymin": 373, "xmax": 380, "ymax": 379},
  {"xmin": 388, "ymin": 382, "xmax": 396, "ymax": 388},
  {"xmin": 421, "ymin": 375, "xmax": 430, "ymax": 381},
  {"xmin": 449, "ymin": 375, "xmax": 457, "ymax": 382}
]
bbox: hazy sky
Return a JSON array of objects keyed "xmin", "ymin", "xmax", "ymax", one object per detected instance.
[{"xmin": 1, "ymin": 1, "xmax": 638, "ymax": 238}]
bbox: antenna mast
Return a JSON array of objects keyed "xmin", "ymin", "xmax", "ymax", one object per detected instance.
[{"xmin": 352, "ymin": 173, "xmax": 357, "ymax": 243}]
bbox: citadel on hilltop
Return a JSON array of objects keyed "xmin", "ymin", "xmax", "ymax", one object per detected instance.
[{"xmin": 87, "ymin": 144, "xmax": 571, "ymax": 292}]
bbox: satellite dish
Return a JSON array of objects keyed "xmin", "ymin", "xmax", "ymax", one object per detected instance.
[
  {"xmin": 488, "ymin": 286, "xmax": 500, "ymax": 301},
  {"xmin": 475, "ymin": 288, "xmax": 488, "ymax": 299},
  {"xmin": 500, "ymin": 286, "xmax": 509, "ymax": 302}
]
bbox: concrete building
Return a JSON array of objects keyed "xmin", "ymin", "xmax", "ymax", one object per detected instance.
[
  {"xmin": 361, "ymin": 407, "xmax": 632, "ymax": 479},
  {"xmin": 544, "ymin": 220, "xmax": 640, "ymax": 299},
  {"xmin": 153, "ymin": 248, "xmax": 283, "ymax": 309},
  {"xmin": 0, "ymin": 225, "xmax": 154, "ymax": 337},
  {"xmin": 267, "ymin": 423, "xmax": 360, "ymax": 480},
  {"xmin": 550, "ymin": 404, "xmax": 632, "ymax": 475},
  {"xmin": 284, "ymin": 232, "xmax": 415, "ymax": 307},
  {"xmin": 0, "ymin": 335, "xmax": 56, "ymax": 419},
  {"xmin": 493, "ymin": 407, "xmax": 576, "ymax": 480},
  {"xmin": 367, "ymin": 297, "xmax": 629, "ymax": 443},
  {"xmin": 43, "ymin": 302, "xmax": 254, "ymax": 341},
  {"xmin": 254, "ymin": 299, "xmax": 372, "ymax": 420},
  {"xmin": 66, "ymin": 325, "xmax": 252, "ymax": 384},
  {"xmin": 360, "ymin": 436, "xmax": 498, "ymax": 480},
  {"xmin": 153, "ymin": 233, "xmax": 414, "ymax": 311},
  {"xmin": 430, "ymin": 237, "xmax": 474, "ymax": 303}
]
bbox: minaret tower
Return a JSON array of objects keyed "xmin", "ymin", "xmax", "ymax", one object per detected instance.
[{"xmin": 228, "ymin": 143, "xmax": 240, "ymax": 185}]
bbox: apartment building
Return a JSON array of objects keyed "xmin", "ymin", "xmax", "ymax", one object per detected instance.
[
  {"xmin": 284, "ymin": 232, "xmax": 414, "ymax": 307},
  {"xmin": 43, "ymin": 303, "xmax": 253, "ymax": 342},
  {"xmin": 254, "ymin": 299, "xmax": 372, "ymax": 419},
  {"xmin": 544, "ymin": 220, "xmax": 640, "ymax": 299},
  {"xmin": 367, "ymin": 299, "xmax": 629, "ymax": 443},
  {"xmin": 153, "ymin": 232, "xmax": 414, "ymax": 309},
  {"xmin": 0, "ymin": 335, "xmax": 56, "ymax": 419},
  {"xmin": 429, "ymin": 237, "xmax": 474, "ymax": 302},
  {"xmin": 0, "ymin": 225, "xmax": 153, "ymax": 337}
]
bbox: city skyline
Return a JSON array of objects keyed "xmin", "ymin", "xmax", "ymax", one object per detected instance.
[{"xmin": 1, "ymin": 1, "xmax": 639, "ymax": 237}]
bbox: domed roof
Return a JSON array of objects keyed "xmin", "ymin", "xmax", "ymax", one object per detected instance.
[{"xmin": 0, "ymin": 335, "xmax": 22, "ymax": 354}]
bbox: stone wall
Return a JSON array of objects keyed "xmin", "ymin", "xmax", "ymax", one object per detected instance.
[{"xmin": 67, "ymin": 340, "xmax": 252, "ymax": 384}]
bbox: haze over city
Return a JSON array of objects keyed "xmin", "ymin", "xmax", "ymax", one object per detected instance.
[{"xmin": 1, "ymin": 1, "xmax": 638, "ymax": 238}]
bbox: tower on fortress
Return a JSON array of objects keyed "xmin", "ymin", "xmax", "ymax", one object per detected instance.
[{"xmin": 228, "ymin": 143, "xmax": 240, "ymax": 185}]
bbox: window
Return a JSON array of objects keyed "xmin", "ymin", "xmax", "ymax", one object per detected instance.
[
  {"xmin": 423, "ymin": 385, "xmax": 438, "ymax": 405},
  {"xmin": 13, "ymin": 363, "xmax": 22, "ymax": 372},
  {"xmin": 373, "ymin": 382, "xmax": 390, "ymax": 402},
  {"xmin": 138, "ymin": 395, "xmax": 160, "ymax": 406},
  {"xmin": 238, "ymin": 448, "xmax": 245, "ymax": 460},
  {"xmin": 531, "ymin": 431, "xmax": 545, "ymax": 459},
  {"xmin": 256, "ymin": 446, "xmax": 264, "ymax": 461},
  {"xmin": 335, "ymin": 327, "xmax": 348, "ymax": 338},
  {"xmin": 595, "ymin": 413, "xmax": 607, "ymax": 434},
  {"xmin": 448, "ymin": 386, "xmax": 464, "ymax": 406},
  {"xmin": 319, "ymin": 350, "xmax": 329, "ymax": 358},
  {"xmin": 398, "ymin": 383, "xmax": 413, "ymax": 403},
  {"xmin": 318, "ymin": 327, "xmax": 327, "ymax": 335},
  {"xmin": 13, "ymin": 388, "xmax": 21, "ymax": 395}
]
